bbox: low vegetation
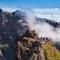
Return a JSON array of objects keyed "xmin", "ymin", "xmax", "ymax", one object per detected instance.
[
  {"xmin": 42, "ymin": 42, "xmax": 60, "ymax": 60},
  {"xmin": 0, "ymin": 44, "xmax": 8, "ymax": 49}
]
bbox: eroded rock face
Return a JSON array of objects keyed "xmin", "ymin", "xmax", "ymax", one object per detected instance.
[
  {"xmin": 16, "ymin": 30, "xmax": 45, "ymax": 60},
  {"xmin": 0, "ymin": 9, "xmax": 28, "ymax": 60}
]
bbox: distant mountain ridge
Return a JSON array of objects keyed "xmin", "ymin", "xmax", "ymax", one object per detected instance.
[{"xmin": 36, "ymin": 17, "xmax": 60, "ymax": 28}]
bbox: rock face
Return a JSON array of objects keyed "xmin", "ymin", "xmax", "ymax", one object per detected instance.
[
  {"xmin": 16, "ymin": 30, "xmax": 45, "ymax": 60},
  {"xmin": 0, "ymin": 9, "xmax": 28, "ymax": 60},
  {"xmin": 16, "ymin": 29, "xmax": 60, "ymax": 60}
]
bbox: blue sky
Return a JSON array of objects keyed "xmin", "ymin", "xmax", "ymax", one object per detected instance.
[{"xmin": 0, "ymin": 0, "xmax": 60, "ymax": 8}]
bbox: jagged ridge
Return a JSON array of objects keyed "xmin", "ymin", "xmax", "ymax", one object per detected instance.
[{"xmin": 16, "ymin": 30, "xmax": 60, "ymax": 60}]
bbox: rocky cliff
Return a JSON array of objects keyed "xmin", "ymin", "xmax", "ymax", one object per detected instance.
[{"xmin": 16, "ymin": 30, "xmax": 60, "ymax": 60}]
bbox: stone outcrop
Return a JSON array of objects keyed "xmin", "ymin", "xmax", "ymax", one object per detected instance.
[{"xmin": 16, "ymin": 30, "xmax": 45, "ymax": 60}]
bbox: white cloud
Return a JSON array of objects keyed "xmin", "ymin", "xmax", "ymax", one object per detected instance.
[
  {"xmin": 33, "ymin": 8, "xmax": 60, "ymax": 22},
  {"xmin": 2, "ymin": 8, "xmax": 60, "ymax": 22},
  {"xmin": 1, "ymin": 8, "xmax": 20, "ymax": 12},
  {"xmin": 26, "ymin": 10, "xmax": 60, "ymax": 42}
]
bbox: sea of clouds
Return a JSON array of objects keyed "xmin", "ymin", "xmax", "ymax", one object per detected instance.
[{"xmin": 2, "ymin": 8, "xmax": 60, "ymax": 42}]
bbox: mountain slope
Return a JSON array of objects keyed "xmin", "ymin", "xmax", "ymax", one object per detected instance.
[
  {"xmin": 42, "ymin": 41, "xmax": 60, "ymax": 60},
  {"xmin": 0, "ymin": 9, "xmax": 60, "ymax": 60},
  {"xmin": 16, "ymin": 30, "xmax": 60, "ymax": 60},
  {"xmin": 0, "ymin": 9, "xmax": 28, "ymax": 60}
]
